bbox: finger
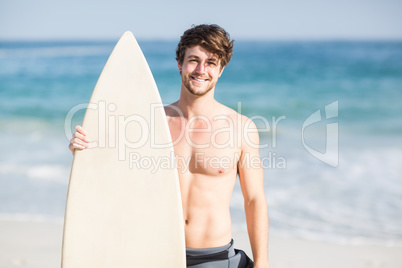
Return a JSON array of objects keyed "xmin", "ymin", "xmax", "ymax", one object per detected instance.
[
  {"xmin": 69, "ymin": 142, "xmax": 86, "ymax": 150},
  {"xmin": 70, "ymin": 137, "xmax": 89, "ymax": 148},
  {"xmin": 68, "ymin": 142, "xmax": 85, "ymax": 154},
  {"xmin": 75, "ymin": 125, "xmax": 88, "ymax": 136},
  {"xmin": 72, "ymin": 143, "xmax": 86, "ymax": 149},
  {"xmin": 73, "ymin": 131, "xmax": 90, "ymax": 143}
]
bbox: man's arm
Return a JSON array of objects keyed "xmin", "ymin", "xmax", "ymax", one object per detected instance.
[{"xmin": 238, "ymin": 118, "xmax": 269, "ymax": 267}]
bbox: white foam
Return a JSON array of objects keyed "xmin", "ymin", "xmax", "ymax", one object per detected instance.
[
  {"xmin": 26, "ymin": 165, "xmax": 69, "ymax": 183},
  {"xmin": 251, "ymin": 143, "xmax": 402, "ymax": 246},
  {"xmin": 0, "ymin": 213, "xmax": 63, "ymax": 224},
  {"xmin": 0, "ymin": 163, "xmax": 69, "ymax": 184}
]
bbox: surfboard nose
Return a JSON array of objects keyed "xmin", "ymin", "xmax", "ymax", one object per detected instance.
[{"xmin": 123, "ymin": 31, "xmax": 134, "ymax": 38}]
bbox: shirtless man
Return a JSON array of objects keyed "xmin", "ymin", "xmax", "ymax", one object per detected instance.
[{"xmin": 69, "ymin": 24, "xmax": 268, "ymax": 268}]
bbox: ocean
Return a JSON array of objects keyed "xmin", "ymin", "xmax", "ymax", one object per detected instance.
[{"xmin": 0, "ymin": 39, "xmax": 401, "ymax": 246}]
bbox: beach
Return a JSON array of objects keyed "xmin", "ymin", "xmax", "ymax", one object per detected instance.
[
  {"xmin": 1, "ymin": 40, "xmax": 402, "ymax": 267},
  {"xmin": 1, "ymin": 219, "xmax": 401, "ymax": 268}
]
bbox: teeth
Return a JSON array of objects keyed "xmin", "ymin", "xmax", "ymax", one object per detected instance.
[{"xmin": 194, "ymin": 77, "xmax": 206, "ymax": 82}]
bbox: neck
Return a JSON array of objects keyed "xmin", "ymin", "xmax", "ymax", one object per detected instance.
[{"xmin": 177, "ymin": 84, "xmax": 217, "ymax": 119}]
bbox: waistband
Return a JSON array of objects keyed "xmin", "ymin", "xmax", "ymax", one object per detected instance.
[
  {"xmin": 186, "ymin": 239, "xmax": 238, "ymax": 267},
  {"xmin": 186, "ymin": 239, "xmax": 235, "ymax": 257}
]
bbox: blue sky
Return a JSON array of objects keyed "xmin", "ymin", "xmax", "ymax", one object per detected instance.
[{"xmin": 1, "ymin": 0, "xmax": 401, "ymax": 40}]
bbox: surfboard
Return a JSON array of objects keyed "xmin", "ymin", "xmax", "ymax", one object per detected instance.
[{"xmin": 62, "ymin": 31, "xmax": 186, "ymax": 267}]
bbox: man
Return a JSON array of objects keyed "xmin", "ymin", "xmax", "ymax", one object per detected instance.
[{"xmin": 69, "ymin": 24, "xmax": 268, "ymax": 268}]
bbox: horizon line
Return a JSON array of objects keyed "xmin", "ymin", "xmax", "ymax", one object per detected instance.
[{"xmin": 1, "ymin": 36, "xmax": 402, "ymax": 43}]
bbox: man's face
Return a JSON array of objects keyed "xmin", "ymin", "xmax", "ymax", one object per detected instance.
[{"xmin": 178, "ymin": 45, "xmax": 224, "ymax": 97}]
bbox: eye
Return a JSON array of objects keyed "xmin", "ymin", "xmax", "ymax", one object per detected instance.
[{"xmin": 208, "ymin": 61, "xmax": 217, "ymax": 66}]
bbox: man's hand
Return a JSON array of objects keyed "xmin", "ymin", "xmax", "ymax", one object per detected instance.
[{"xmin": 68, "ymin": 125, "xmax": 89, "ymax": 154}]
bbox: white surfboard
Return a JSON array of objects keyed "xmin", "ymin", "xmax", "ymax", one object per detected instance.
[{"xmin": 62, "ymin": 31, "xmax": 186, "ymax": 268}]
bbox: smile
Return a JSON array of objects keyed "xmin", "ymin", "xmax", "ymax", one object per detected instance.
[{"xmin": 191, "ymin": 76, "xmax": 208, "ymax": 83}]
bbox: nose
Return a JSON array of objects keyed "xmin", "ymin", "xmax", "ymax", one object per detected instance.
[{"xmin": 195, "ymin": 62, "xmax": 206, "ymax": 74}]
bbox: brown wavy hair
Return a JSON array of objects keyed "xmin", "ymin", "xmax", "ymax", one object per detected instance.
[{"xmin": 176, "ymin": 24, "xmax": 234, "ymax": 70}]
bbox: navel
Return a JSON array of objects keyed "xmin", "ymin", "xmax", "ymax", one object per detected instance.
[{"xmin": 218, "ymin": 169, "xmax": 224, "ymax": 174}]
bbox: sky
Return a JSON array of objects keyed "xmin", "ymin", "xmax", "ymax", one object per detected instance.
[{"xmin": 1, "ymin": 0, "xmax": 401, "ymax": 41}]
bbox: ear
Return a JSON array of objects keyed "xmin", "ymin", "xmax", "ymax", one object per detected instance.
[
  {"xmin": 177, "ymin": 61, "xmax": 182, "ymax": 72},
  {"xmin": 218, "ymin": 66, "xmax": 225, "ymax": 78}
]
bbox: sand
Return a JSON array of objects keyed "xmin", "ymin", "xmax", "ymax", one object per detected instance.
[
  {"xmin": 1, "ymin": 219, "xmax": 401, "ymax": 268},
  {"xmin": 0, "ymin": 220, "xmax": 62, "ymax": 268}
]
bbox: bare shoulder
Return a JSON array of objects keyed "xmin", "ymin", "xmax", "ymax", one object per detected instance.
[
  {"xmin": 215, "ymin": 103, "xmax": 259, "ymax": 149},
  {"xmin": 164, "ymin": 101, "xmax": 180, "ymax": 119},
  {"xmin": 216, "ymin": 102, "xmax": 256, "ymax": 129}
]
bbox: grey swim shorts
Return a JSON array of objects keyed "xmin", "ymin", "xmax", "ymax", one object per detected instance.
[{"xmin": 186, "ymin": 239, "xmax": 254, "ymax": 268}]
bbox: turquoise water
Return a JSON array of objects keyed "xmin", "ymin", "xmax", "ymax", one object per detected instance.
[{"xmin": 0, "ymin": 40, "xmax": 401, "ymax": 245}]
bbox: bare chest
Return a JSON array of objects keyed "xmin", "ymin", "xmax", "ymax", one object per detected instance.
[{"xmin": 168, "ymin": 117, "xmax": 241, "ymax": 176}]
